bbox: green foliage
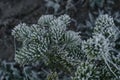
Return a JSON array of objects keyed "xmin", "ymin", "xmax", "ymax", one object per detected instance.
[
  {"xmin": 12, "ymin": 14, "xmax": 81, "ymax": 73},
  {"xmin": 73, "ymin": 14, "xmax": 120, "ymax": 80},
  {"xmin": 0, "ymin": 60, "xmax": 51, "ymax": 80},
  {"xmin": 47, "ymin": 72, "xmax": 59, "ymax": 80},
  {"xmin": 11, "ymin": 14, "xmax": 120, "ymax": 80},
  {"xmin": 0, "ymin": 61, "xmax": 22, "ymax": 80}
]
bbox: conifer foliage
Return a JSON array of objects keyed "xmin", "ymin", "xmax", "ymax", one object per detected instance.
[
  {"xmin": 12, "ymin": 14, "xmax": 120, "ymax": 79},
  {"xmin": 73, "ymin": 14, "xmax": 120, "ymax": 80},
  {"xmin": 12, "ymin": 14, "xmax": 81, "ymax": 71}
]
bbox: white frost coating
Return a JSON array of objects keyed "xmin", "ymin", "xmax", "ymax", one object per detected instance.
[
  {"xmin": 38, "ymin": 15, "xmax": 56, "ymax": 26},
  {"xmin": 12, "ymin": 14, "xmax": 120, "ymax": 79},
  {"xmin": 74, "ymin": 14, "xmax": 120, "ymax": 80},
  {"xmin": 12, "ymin": 23, "xmax": 31, "ymax": 41},
  {"xmin": 94, "ymin": 14, "xmax": 119, "ymax": 41},
  {"xmin": 12, "ymin": 14, "xmax": 81, "ymax": 66}
]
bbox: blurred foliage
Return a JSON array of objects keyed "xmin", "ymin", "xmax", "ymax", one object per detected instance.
[
  {"xmin": 0, "ymin": 0, "xmax": 120, "ymax": 80},
  {"xmin": 89, "ymin": 0, "xmax": 105, "ymax": 8}
]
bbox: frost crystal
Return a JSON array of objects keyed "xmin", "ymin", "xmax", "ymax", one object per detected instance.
[
  {"xmin": 74, "ymin": 14, "xmax": 120, "ymax": 80},
  {"xmin": 94, "ymin": 14, "xmax": 119, "ymax": 41},
  {"xmin": 12, "ymin": 14, "xmax": 81, "ymax": 66},
  {"xmin": 12, "ymin": 14, "xmax": 120, "ymax": 79}
]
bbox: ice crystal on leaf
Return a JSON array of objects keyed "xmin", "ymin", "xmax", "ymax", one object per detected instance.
[
  {"xmin": 12, "ymin": 14, "xmax": 120, "ymax": 79},
  {"xmin": 12, "ymin": 14, "xmax": 81, "ymax": 69},
  {"xmin": 74, "ymin": 14, "xmax": 120, "ymax": 80},
  {"xmin": 94, "ymin": 14, "xmax": 119, "ymax": 41}
]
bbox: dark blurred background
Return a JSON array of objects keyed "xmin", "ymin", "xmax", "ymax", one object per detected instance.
[{"xmin": 0, "ymin": 0, "xmax": 120, "ymax": 61}]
